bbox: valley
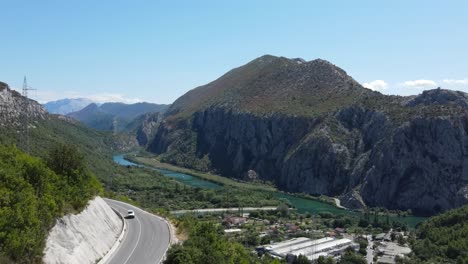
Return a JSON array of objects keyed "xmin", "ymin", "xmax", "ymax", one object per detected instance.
[
  {"xmin": 2, "ymin": 2, "xmax": 468, "ymax": 263},
  {"xmin": 2, "ymin": 51, "xmax": 468, "ymax": 263},
  {"xmin": 113, "ymin": 152, "xmax": 427, "ymax": 228}
]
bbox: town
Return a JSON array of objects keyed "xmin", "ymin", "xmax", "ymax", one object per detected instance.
[{"xmin": 175, "ymin": 205, "xmax": 413, "ymax": 264}]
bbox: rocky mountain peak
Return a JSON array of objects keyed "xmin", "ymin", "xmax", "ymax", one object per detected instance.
[
  {"xmin": 168, "ymin": 55, "xmax": 370, "ymax": 118},
  {"xmin": 405, "ymin": 88, "xmax": 468, "ymax": 109}
]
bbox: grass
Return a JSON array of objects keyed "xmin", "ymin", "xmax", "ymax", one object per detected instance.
[{"xmin": 125, "ymin": 154, "xmax": 278, "ymax": 192}]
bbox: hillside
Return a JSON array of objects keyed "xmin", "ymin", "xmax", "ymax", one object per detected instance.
[
  {"xmin": 408, "ymin": 205, "xmax": 468, "ymax": 263},
  {"xmin": 67, "ymin": 102, "xmax": 169, "ymax": 132},
  {"xmin": 0, "ymin": 82, "xmax": 118, "ymax": 183},
  {"xmin": 168, "ymin": 55, "xmax": 376, "ymax": 118},
  {"xmin": 0, "ymin": 144, "xmax": 102, "ymax": 263},
  {"xmin": 43, "ymin": 98, "xmax": 93, "ymax": 115},
  {"xmin": 148, "ymin": 55, "xmax": 468, "ymax": 215}
]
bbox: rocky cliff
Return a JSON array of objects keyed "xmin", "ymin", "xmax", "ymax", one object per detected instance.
[
  {"xmin": 149, "ymin": 56, "xmax": 468, "ymax": 215},
  {"xmin": 0, "ymin": 81, "xmax": 47, "ymax": 125}
]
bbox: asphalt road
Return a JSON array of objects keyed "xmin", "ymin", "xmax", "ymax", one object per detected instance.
[{"xmin": 103, "ymin": 199, "xmax": 171, "ymax": 264}]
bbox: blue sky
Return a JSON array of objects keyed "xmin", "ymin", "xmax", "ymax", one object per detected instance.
[{"xmin": 0, "ymin": 1, "xmax": 467, "ymax": 104}]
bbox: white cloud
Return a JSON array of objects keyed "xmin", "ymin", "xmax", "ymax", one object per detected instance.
[
  {"xmin": 402, "ymin": 79, "xmax": 437, "ymax": 89},
  {"xmin": 442, "ymin": 79, "xmax": 468, "ymax": 85},
  {"xmin": 363, "ymin": 80, "xmax": 388, "ymax": 91}
]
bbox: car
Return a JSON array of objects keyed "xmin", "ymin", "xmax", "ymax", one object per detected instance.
[{"xmin": 127, "ymin": 210, "xmax": 135, "ymax": 218}]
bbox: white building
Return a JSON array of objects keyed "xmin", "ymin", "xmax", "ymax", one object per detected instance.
[{"xmin": 257, "ymin": 236, "xmax": 358, "ymax": 261}]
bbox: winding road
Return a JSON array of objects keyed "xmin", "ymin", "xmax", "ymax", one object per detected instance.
[{"xmin": 103, "ymin": 199, "xmax": 171, "ymax": 264}]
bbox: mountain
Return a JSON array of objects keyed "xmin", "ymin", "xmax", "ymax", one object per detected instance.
[
  {"xmin": 0, "ymin": 81, "xmax": 117, "ymax": 181},
  {"xmin": 148, "ymin": 55, "xmax": 468, "ymax": 215},
  {"xmin": 167, "ymin": 55, "xmax": 372, "ymax": 118},
  {"xmin": 43, "ymin": 98, "xmax": 94, "ymax": 115},
  {"xmin": 67, "ymin": 102, "xmax": 169, "ymax": 132}
]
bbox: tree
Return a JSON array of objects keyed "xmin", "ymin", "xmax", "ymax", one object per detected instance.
[
  {"xmin": 293, "ymin": 254, "xmax": 311, "ymax": 264},
  {"xmin": 0, "ymin": 145, "xmax": 101, "ymax": 262},
  {"xmin": 47, "ymin": 144, "xmax": 84, "ymax": 184},
  {"xmin": 318, "ymin": 256, "xmax": 336, "ymax": 264},
  {"xmin": 47, "ymin": 144, "xmax": 101, "ymax": 209},
  {"xmin": 277, "ymin": 203, "xmax": 289, "ymax": 217},
  {"xmin": 339, "ymin": 250, "xmax": 366, "ymax": 264}
]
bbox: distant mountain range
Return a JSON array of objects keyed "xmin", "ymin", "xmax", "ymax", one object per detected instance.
[
  {"xmin": 43, "ymin": 98, "xmax": 94, "ymax": 115},
  {"xmin": 148, "ymin": 54, "xmax": 468, "ymax": 215},
  {"xmin": 67, "ymin": 102, "xmax": 169, "ymax": 132}
]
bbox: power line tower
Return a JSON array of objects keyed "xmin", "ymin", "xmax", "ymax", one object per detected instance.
[{"xmin": 20, "ymin": 76, "xmax": 36, "ymax": 153}]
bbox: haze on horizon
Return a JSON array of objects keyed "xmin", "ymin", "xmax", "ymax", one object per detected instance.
[{"xmin": 0, "ymin": 0, "xmax": 467, "ymax": 104}]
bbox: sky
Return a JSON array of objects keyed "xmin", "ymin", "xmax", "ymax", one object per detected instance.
[{"xmin": 0, "ymin": 0, "xmax": 467, "ymax": 104}]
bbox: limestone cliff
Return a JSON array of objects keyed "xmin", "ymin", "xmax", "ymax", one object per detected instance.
[
  {"xmin": 148, "ymin": 56, "xmax": 468, "ymax": 215},
  {"xmin": 0, "ymin": 81, "xmax": 47, "ymax": 126}
]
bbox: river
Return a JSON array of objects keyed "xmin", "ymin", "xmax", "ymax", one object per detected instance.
[{"xmin": 113, "ymin": 154, "xmax": 426, "ymax": 228}]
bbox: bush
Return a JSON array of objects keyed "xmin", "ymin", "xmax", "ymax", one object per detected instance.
[{"xmin": 0, "ymin": 145, "xmax": 101, "ymax": 263}]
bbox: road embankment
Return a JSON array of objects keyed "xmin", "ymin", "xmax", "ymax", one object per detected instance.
[{"xmin": 43, "ymin": 196, "xmax": 122, "ymax": 264}]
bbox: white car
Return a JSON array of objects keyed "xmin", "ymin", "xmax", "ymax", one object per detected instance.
[{"xmin": 127, "ymin": 210, "xmax": 135, "ymax": 218}]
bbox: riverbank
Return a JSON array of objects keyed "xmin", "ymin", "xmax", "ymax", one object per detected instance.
[
  {"xmin": 125, "ymin": 154, "xmax": 277, "ymax": 192},
  {"xmin": 171, "ymin": 206, "xmax": 278, "ymax": 215},
  {"xmin": 125, "ymin": 154, "xmax": 339, "ymax": 208},
  {"xmin": 115, "ymin": 153, "xmax": 427, "ymax": 228}
]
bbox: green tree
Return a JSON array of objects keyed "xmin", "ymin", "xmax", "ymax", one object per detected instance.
[
  {"xmin": 317, "ymin": 256, "xmax": 336, "ymax": 264},
  {"xmin": 339, "ymin": 250, "xmax": 366, "ymax": 264},
  {"xmin": 293, "ymin": 254, "xmax": 311, "ymax": 264},
  {"xmin": 0, "ymin": 145, "xmax": 101, "ymax": 262},
  {"xmin": 277, "ymin": 203, "xmax": 289, "ymax": 217}
]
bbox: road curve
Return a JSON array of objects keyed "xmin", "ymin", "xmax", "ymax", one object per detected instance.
[{"xmin": 103, "ymin": 199, "xmax": 171, "ymax": 264}]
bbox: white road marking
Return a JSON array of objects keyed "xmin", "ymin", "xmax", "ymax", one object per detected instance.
[
  {"xmin": 110, "ymin": 202, "xmax": 143, "ymax": 264},
  {"xmin": 104, "ymin": 199, "xmax": 172, "ymax": 264}
]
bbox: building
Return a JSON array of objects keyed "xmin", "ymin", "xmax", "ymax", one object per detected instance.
[
  {"xmin": 256, "ymin": 237, "xmax": 358, "ymax": 261},
  {"xmin": 223, "ymin": 216, "xmax": 247, "ymax": 226},
  {"xmin": 377, "ymin": 242, "xmax": 412, "ymax": 264},
  {"xmin": 224, "ymin": 228, "xmax": 242, "ymax": 234}
]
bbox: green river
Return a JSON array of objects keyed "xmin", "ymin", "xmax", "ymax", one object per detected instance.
[{"xmin": 113, "ymin": 154, "xmax": 427, "ymax": 228}]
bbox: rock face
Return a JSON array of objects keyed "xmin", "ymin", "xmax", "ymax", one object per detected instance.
[
  {"xmin": 0, "ymin": 82, "xmax": 47, "ymax": 126},
  {"xmin": 405, "ymin": 88, "xmax": 468, "ymax": 109},
  {"xmin": 132, "ymin": 112, "xmax": 163, "ymax": 146},
  {"xmin": 43, "ymin": 196, "xmax": 122, "ymax": 264},
  {"xmin": 149, "ymin": 55, "xmax": 468, "ymax": 215}
]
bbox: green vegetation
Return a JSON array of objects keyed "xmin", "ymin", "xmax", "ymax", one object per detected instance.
[
  {"xmin": 107, "ymin": 165, "xmax": 280, "ymax": 212},
  {"xmin": 164, "ymin": 216, "xmax": 280, "ymax": 264},
  {"xmin": 127, "ymin": 154, "xmax": 276, "ymax": 192},
  {"xmin": 0, "ymin": 115, "xmax": 118, "ymax": 184},
  {"xmin": 403, "ymin": 205, "xmax": 468, "ymax": 263},
  {"xmin": 339, "ymin": 248, "xmax": 366, "ymax": 264},
  {"xmin": 0, "ymin": 144, "xmax": 101, "ymax": 263},
  {"xmin": 317, "ymin": 256, "xmax": 336, "ymax": 264}
]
